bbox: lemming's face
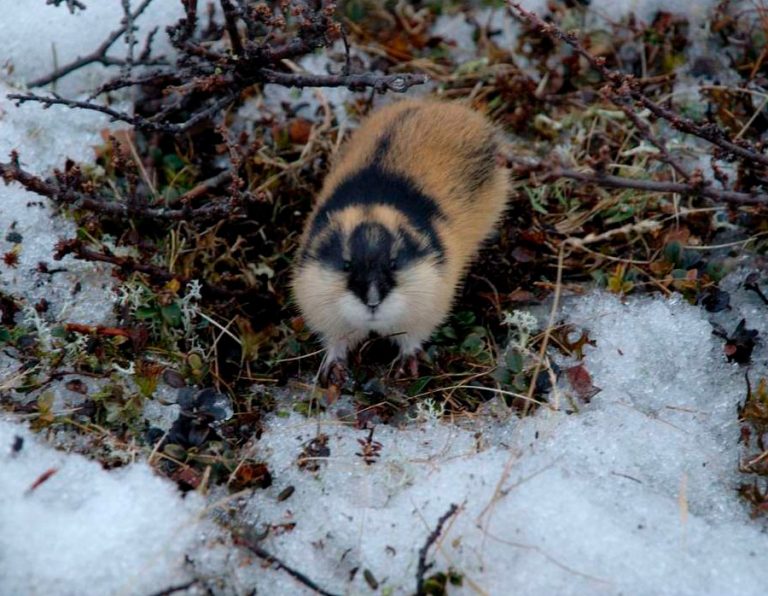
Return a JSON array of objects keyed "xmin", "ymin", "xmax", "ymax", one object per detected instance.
[{"xmin": 296, "ymin": 215, "xmax": 436, "ymax": 337}]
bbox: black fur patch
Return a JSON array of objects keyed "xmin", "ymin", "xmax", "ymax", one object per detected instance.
[
  {"xmin": 306, "ymin": 105, "xmax": 445, "ymax": 263},
  {"xmin": 313, "ymin": 229, "xmax": 345, "ymax": 270},
  {"xmin": 395, "ymin": 227, "xmax": 430, "ymax": 268},
  {"xmin": 310, "ymin": 166, "xmax": 445, "ymax": 261},
  {"xmin": 346, "ymin": 223, "xmax": 396, "ymax": 306}
]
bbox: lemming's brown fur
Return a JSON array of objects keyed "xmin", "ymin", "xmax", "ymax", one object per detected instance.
[{"xmin": 292, "ymin": 99, "xmax": 510, "ymax": 372}]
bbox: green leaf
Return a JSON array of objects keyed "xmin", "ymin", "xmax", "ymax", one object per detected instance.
[
  {"xmin": 663, "ymin": 241, "xmax": 682, "ymax": 265},
  {"xmin": 135, "ymin": 306, "xmax": 158, "ymax": 320},
  {"xmin": 505, "ymin": 349, "xmax": 524, "ymax": 374},
  {"xmin": 50, "ymin": 325, "xmax": 67, "ymax": 338},
  {"xmin": 408, "ymin": 376, "xmax": 432, "ymax": 396},
  {"xmin": 461, "ymin": 332, "xmax": 485, "ymax": 356},
  {"xmin": 162, "ymin": 153, "xmax": 185, "ymax": 173},
  {"xmin": 454, "ymin": 311, "xmax": 476, "ymax": 327},
  {"xmin": 440, "ymin": 326, "xmax": 457, "ymax": 340},
  {"xmin": 161, "ymin": 302, "xmax": 183, "ymax": 327},
  {"xmin": 706, "ymin": 261, "xmax": 726, "ymax": 282}
]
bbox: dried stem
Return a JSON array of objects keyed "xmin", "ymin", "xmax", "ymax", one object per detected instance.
[
  {"xmin": 234, "ymin": 533, "xmax": 340, "ymax": 596},
  {"xmin": 508, "ymin": 1, "xmax": 768, "ymax": 205},
  {"xmin": 501, "ymin": 154, "xmax": 767, "ymax": 206},
  {"xmin": 260, "ymin": 69, "xmax": 428, "ymax": 92},
  {"xmin": 509, "ymin": 1, "xmax": 768, "ymax": 167},
  {"xmin": 415, "ymin": 503, "xmax": 459, "ymax": 595},
  {"xmin": 548, "ymin": 167, "xmax": 767, "ymax": 206},
  {"xmin": 46, "ymin": 0, "xmax": 86, "ymax": 13},
  {"xmin": 0, "ymin": 157, "xmax": 241, "ymax": 219},
  {"xmin": 31, "ymin": 0, "xmax": 162, "ymax": 87},
  {"xmin": 15, "ymin": 0, "xmax": 428, "ymax": 134}
]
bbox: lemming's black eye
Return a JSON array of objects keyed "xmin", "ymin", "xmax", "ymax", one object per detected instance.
[
  {"xmin": 389, "ymin": 258, "xmax": 397, "ymax": 270},
  {"xmin": 343, "ymin": 260, "xmax": 351, "ymax": 271}
]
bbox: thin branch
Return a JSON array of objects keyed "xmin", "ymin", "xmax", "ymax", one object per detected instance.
[
  {"xmin": 53, "ymin": 239, "xmax": 271, "ymax": 303},
  {"xmin": 501, "ymin": 151, "xmax": 768, "ymax": 205},
  {"xmin": 0, "ymin": 158, "xmax": 241, "ymax": 220},
  {"xmin": 120, "ymin": 0, "xmax": 138, "ymax": 76},
  {"xmin": 30, "ymin": 0, "xmax": 158, "ymax": 87},
  {"xmin": 147, "ymin": 581, "xmax": 199, "ymax": 596},
  {"xmin": 17, "ymin": 1, "xmax": 429, "ymax": 136},
  {"xmin": 46, "ymin": 0, "xmax": 86, "ymax": 13},
  {"xmin": 260, "ymin": 69, "xmax": 429, "ymax": 93},
  {"xmin": 220, "ymin": 0, "xmax": 244, "ymax": 56},
  {"xmin": 88, "ymin": 71, "xmax": 182, "ymax": 99},
  {"xmin": 174, "ymin": 170, "xmax": 233, "ymax": 206},
  {"xmin": 234, "ymin": 533, "xmax": 340, "ymax": 596},
  {"xmin": 548, "ymin": 167, "xmax": 768, "ymax": 205},
  {"xmin": 416, "ymin": 503, "xmax": 459, "ymax": 595},
  {"xmin": 635, "ymin": 94, "xmax": 768, "ymax": 168},
  {"xmin": 617, "ymin": 101, "xmax": 691, "ymax": 180},
  {"xmin": 508, "ymin": 1, "xmax": 768, "ymax": 169},
  {"xmin": 7, "ymin": 91, "xmax": 238, "ymax": 134},
  {"xmin": 10, "ymin": 65, "xmax": 426, "ymax": 133}
]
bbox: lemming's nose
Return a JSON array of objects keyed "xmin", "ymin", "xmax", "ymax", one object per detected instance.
[{"xmin": 367, "ymin": 282, "xmax": 381, "ymax": 310}]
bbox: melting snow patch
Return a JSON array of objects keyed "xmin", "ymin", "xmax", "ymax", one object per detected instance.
[
  {"xmin": 0, "ymin": 79, "xmax": 119, "ymax": 326},
  {"xmin": 237, "ymin": 291, "xmax": 767, "ymax": 595},
  {"xmin": 0, "ymin": 417, "xmax": 208, "ymax": 596}
]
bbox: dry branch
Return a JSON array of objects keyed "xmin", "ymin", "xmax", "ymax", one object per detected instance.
[
  {"xmin": 416, "ymin": 503, "xmax": 459, "ymax": 595},
  {"xmin": 508, "ymin": 1, "xmax": 768, "ymax": 206},
  {"xmin": 16, "ymin": 0, "xmax": 429, "ymax": 134},
  {"xmin": 509, "ymin": 1, "xmax": 768, "ymax": 167},
  {"xmin": 502, "ymin": 153, "xmax": 768, "ymax": 206},
  {"xmin": 549, "ymin": 168, "xmax": 767, "ymax": 206},
  {"xmin": 0, "ymin": 156, "xmax": 240, "ymax": 219},
  {"xmin": 46, "ymin": 0, "xmax": 86, "ymax": 13},
  {"xmin": 234, "ymin": 532, "xmax": 340, "ymax": 596},
  {"xmin": 31, "ymin": 0, "xmax": 163, "ymax": 87}
]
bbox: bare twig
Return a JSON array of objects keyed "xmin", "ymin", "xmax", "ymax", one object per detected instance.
[
  {"xmin": 7, "ymin": 91, "xmax": 238, "ymax": 134},
  {"xmin": 234, "ymin": 533, "xmax": 340, "ymax": 596},
  {"xmin": 509, "ymin": 1, "xmax": 768, "ymax": 169},
  {"xmin": 616, "ymin": 102, "xmax": 691, "ymax": 181},
  {"xmin": 219, "ymin": 0, "xmax": 244, "ymax": 56},
  {"xmin": 261, "ymin": 69, "xmax": 428, "ymax": 93},
  {"xmin": 500, "ymin": 153, "xmax": 768, "ymax": 205},
  {"xmin": 147, "ymin": 581, "xmax": 199, "ymax": 596},
  {"xmin": 46, "ymin": 0, "xmax": 86, "ymax": 13},
  {"xmin": 53, "ymin": 238, "xmax": 272, "ymax": 303},
  {"xmin": 11, "ymin": 67, "xmax": 427, "ymax": 133},
  {"xmin": 120, "ymin": 0, "xmax": 138, "ymax": 76},
  {"xmin": 416, "ymin": 503, "xmax": 459, "ymax": 595},
  {"xmin": 0, "ymin": 158, "xmax": 241, "ymax": 219},
  {"xmin": 175, "ymin": 170, "xmax": 233, "ymax": 206},
  {"xmin": 14, "ymin": 1, "xmax": 429, "ymax": 135},
  {"xmin": 548, "ymin": 167, "xmax": 768, "ymax": 206},
  {"xmin": 31, "ymin": 0, "xmax": 162, "ymax": 87}
]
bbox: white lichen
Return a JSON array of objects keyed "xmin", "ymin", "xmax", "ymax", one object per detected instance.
[{"xmin": 502, "ymin": 309, "xmax": 539, "ymax": 349}]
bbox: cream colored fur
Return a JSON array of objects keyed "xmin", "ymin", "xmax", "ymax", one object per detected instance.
[{"xmin": 292, "ymin": 99, "xmax": 510, "ymax": 370}]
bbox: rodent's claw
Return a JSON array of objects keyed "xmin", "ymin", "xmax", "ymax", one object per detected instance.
[
  {"xmin": 395, "ymin": 353, "xmax": 420, "ymax": 379},
  {"xmin": 323, "ymin": 360, "xmax": 349, "ymax": 388}
]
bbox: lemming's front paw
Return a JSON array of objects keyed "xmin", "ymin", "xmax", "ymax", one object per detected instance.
[
  {"xmin": 321, "ymin": 360, "xmax": 350, "ymax": 388},
  {"xmin": 395, "ymin": 353, "xmax": 420, "ymax": 379}
]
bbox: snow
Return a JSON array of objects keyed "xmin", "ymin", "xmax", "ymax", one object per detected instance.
[
  {"xmin": 223, "ymin": 290, "xmax": 768, "ymax": 595},
  {"xmin": 589, "ymin": 0, "xmax": 721, "ymax": 24},
  {"xmin": 0, "ymin": 79, "xmax": 118, "ymax": 327},
  {"xmin": 0, "ymin": 417, "xmax": 207, "ymax": 596},
  {"xmin": 4, "ymin": 285, "xmax": 767, "ymax": 595},
  {"xmin": 1, "ymin": 1, "xmax": 768, "ymax": 595}
]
